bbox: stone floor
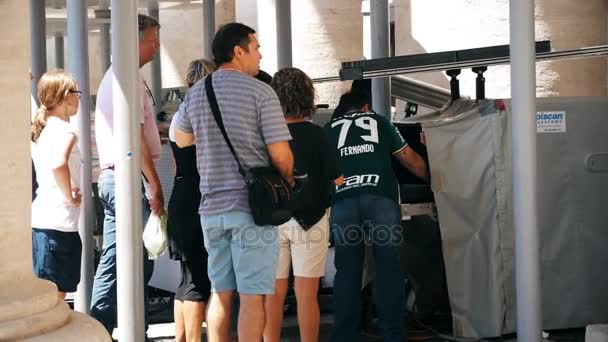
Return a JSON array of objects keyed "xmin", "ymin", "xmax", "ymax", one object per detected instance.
[
  {"xmin": 143, "ymin": 310, "xmax": 585, "ymax": 342},
  {"xmin": 75, "ymin": 292, "xmax": 587, "ymax": 342}
]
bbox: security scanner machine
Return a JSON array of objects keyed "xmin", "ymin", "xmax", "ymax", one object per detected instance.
[{"xmin": 339, "ymin": 42, "xmax": 608, "ymax": 338}]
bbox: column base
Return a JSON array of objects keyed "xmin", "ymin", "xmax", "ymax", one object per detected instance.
[
  {"xmin": 0, "ymin": 277, "xmax": 110, "ymax": 341},
  {"xmin": 19, "ymin": 311, "xmax": 110, "ymax": 342}
]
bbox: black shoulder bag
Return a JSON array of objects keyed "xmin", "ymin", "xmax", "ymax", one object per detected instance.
[{"xmin": 205, "ymin": 74, "xmax": 293, "ymax": 226}]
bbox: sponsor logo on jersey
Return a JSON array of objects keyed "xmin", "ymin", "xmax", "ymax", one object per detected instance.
[{"xmin": 337, "ymin": 174, "xmax": 380, "ymax": 192}]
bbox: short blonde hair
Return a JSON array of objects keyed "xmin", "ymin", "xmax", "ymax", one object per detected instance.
[
  {"xmin": 31, "ymin": 69, "xmax": 78, "ymax": 142},
  {"xmin": 185, "ymin": 59, "xmax": 216, "ymax": 87}
]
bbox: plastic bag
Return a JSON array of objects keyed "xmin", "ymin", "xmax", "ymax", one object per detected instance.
[{"xmin": 142, "ymin": 211, "xmax": 168, "ymax": 259}]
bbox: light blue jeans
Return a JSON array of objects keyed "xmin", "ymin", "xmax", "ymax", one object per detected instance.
[{"xmin": 200, "ymin": 211, "xmax": 279, "ymax": 295}]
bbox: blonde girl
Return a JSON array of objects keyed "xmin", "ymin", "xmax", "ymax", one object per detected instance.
[{"xmin": 31, "ymin": 69, "xmax": 83, "ymax": 300}]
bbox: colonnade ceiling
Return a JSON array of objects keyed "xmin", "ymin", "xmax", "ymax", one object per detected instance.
[
  {"xmin": 44, "ymin": 0, "xmax": 201, "ymax": 11},
  {"xmin": 43, "ymin": 0, "xmax": 204, "ymax": 35}
]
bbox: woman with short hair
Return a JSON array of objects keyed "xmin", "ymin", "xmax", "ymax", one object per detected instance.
[{"xmin": 263, "ymin": 67, "xmax": 343, "ymax": 342}]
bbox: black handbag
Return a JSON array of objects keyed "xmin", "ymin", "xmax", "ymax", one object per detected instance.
[{"xmin": 205, "ymin": 74, "xmax": 293, "ymax": 226}]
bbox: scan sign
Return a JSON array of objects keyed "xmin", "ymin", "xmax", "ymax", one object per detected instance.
[{"xmin": 536, "ymin": 111, "xmax": 566, "ymax": 133}]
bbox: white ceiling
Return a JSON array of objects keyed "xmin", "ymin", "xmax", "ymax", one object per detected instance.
[
  {"xmin": 44, "ymin": 0, "xmax": 202, "ymax": 10},
  {"xmin": 43, "ymin": 0, "xmax": 204, "ymax": 34}
]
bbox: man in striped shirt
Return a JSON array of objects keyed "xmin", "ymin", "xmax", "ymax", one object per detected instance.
[{"xmin": 174, "ymin": 23, "xmax": 294, "ymax": 342}]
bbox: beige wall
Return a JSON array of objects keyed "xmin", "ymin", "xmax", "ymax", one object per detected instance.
[{"xmin": 394, "ymin": 0, "xmax": 607, "ymax": 98}]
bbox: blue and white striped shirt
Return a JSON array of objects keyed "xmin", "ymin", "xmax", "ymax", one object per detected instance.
[{"xmin": 174, "ymin": 69, "xmax": 291, "ymax": 215}]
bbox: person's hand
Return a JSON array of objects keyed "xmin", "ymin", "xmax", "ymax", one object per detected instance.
[
  {"xmin": 67, "ymin": 188, "xmax": 82, "ymax": 207},
  {"xmin": 292, "ymin": 171, "xmax": 308, "ymax": 193},
  {"xmin": 149, "ymin": 184, "xmax": 165, "ymax": 215}
]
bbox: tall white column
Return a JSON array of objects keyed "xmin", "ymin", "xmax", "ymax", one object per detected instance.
[
  {"xmin": 111, "ymin": 0, "xmax": 145, "ymax": 340},
  {"xmin": 54, "ymin": 33, "xmax": 65, "ymax": 69},
  {"xmin": 0, "ymin": 1, "xmax": 108, "ymax": 340},
  {"xmin": 256, "ymin": 0, "xmax": 278, "ymax": 73},
  {"xmin": 99, "ymin": 0, "xmax": 111, "ymax": 74},
  {"xmin": 148, "ymin": 1, "xmax": 163, "ymax": 116},
  {"xmin": 370, "ymin": 0, "xmax": 391, "ymax": 117},
  {"xmin": 510, "ymin": 0, "xmax": 542, "ymax": 341},
  {"xmin": 67, "ymin": 0, "xmax": 94, "ymax": 315}
]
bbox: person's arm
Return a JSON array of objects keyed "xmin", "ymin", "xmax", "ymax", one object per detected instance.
[
  {"xmin": 175, "ymin": 128, "xmax": 195, "ymax": 148},
  {"xmin": 173, "ymin": 97, "xmax": 195, "ymax": 148},
  {"xmin": 52, "ymin": 133, "xmax": 81, "ymax": 207},
  {"xmin": 393, "ymin": 145, "xmax": 429, "ymax": 182},
  {"xmin": 141, "ymin": 126, "xmax": 164, "ymax": 214},
  {"xmin": 267, "ymin": 141, "xmax": 295, "ymax": 187},
  {"xmin": 257, "ymin": 90, "xmax": 295, "ymax": 186}
]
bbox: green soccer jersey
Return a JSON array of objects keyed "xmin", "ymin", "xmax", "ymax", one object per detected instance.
[{"xmin": 324, "ymin": 111, "xmax": 407, "ymax": 203}]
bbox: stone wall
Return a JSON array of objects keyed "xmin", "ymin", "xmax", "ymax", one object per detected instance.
[{"xmin": 394, "ymin": 0, "xmax": 607, "ymax": 98}]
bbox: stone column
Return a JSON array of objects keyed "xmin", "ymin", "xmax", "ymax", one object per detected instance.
[
  {"xmin": 217, "ymin": 0, "xmax": 236, "ymax": 28},
  {"xmin": 146, "ymin": 0, "xmax": 235, "ymax": 89},
  {"xmin": 394, "ymin": 0, "xmax": 607, "ymax": 98},
  {"xmin": 0, "ymin": 1, "xmax": 109, "ymax": 341},
  {"xmin": 292, "ymin": 0, "xmax": 364, "ymax": 107},
  {"xmin": 535, "ymin": 0, "xmax": 607, "ymax": 96}
]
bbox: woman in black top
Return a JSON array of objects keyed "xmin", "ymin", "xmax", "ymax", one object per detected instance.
[
  {"xmin": 167, "ymin": 58, "xmax": 215, "ymax": 342},
  {"xmin": 263, "ymin": 68, "xmax": 343, "ymax": 342}
]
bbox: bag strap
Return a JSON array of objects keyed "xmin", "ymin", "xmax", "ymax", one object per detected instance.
[{"xmin": 205, "ymin": 74, "xmax": 249, "ymax": 182}]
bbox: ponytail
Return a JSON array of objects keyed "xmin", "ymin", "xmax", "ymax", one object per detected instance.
[
  {"xmin": 30, "ymin": 69, "xmax": 78, "ymax": 142},
  {"xmin": 31, "ymin": 104, "xmax": 49, "ymax": 142}
]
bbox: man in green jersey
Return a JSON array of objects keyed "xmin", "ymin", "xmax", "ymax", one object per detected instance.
[{"xmin": 325, "ymin": 90, "xmax": 428, "ymax": 342}]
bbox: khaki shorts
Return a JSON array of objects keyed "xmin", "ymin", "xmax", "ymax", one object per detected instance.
[{"xmin": 275, "ymin": 210, "xmax": 330, "ymax": 279}]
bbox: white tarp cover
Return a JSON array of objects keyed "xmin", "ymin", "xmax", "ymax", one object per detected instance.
[{"xmin": 412, "ymin": 98, "xmax": 608, "ymax": 338}]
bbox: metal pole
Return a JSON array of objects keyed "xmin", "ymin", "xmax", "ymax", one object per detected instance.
[
  {"xmin": 29, "ymin": 0, "xmax": 47, "ymax": 105},
  {"xmin": 203, "ymin": 0, "xmax": 215, "ymax": 60},
  {"xmin": 55, "ymin": 33, "xmax": 65, "ymax": 69},
  {"xmin": 111, "ymin": 0, "xmax": 145, "ymax": 340},
  {"xmin": 510, "ymin": 1, "xmax": 542, "ymax": 341},
  {"xmin": 148, "ymin": 2, "xmax": 163, "ymax": 117},
  {"xmin": 67, "ymin": 0, "xmax": 94, "ymax": 314},
  {"xmin": 370, "ymin": 0, "xmax": 390, "ymax": 118},
  {"xmin": 100, "ymin": 24, "xmax": 111, "ymax": 73},
  {"xmin": 99, "ymin": 0, "xmax": 111, "ymax": 72},
  {"xmin": 276, "ymin": 0, "xmax": 292, "ymax": 68}
]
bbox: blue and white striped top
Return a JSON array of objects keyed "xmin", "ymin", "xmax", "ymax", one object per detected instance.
[{"xmin": 173, "ymin": 69, "xmax": 291, "ymax": 215}]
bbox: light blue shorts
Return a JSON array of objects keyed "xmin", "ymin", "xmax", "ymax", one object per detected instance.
[{"xmin": 200, "ymin": 211, "xmax": 279, "ymax": 295}]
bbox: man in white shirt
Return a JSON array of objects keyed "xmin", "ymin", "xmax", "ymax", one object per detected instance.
[{"xmin": 90, "ymin": 14, "xmax": 163, "ymax": 336}]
